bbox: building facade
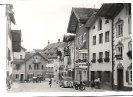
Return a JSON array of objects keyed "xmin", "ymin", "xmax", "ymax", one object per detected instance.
[
  {"xmin": 96, "ymin": 3, "xmax": 132, "ymax": 91},
  {"xmin": 86, "ymin": 16, "xmax": 113, "ymax": 90}
]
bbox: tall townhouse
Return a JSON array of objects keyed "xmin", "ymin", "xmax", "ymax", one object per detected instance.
[
  {"xmin": 43, "ymin": 40, "xmax": 67, "ymax": 83},
  {"xmin": 67, "ymin": 7, "xmax": 98, "ymax": 84},
  {"xmin": 96, "ymin": 3, "xmax": 132, "ymax": 91},
  {"xmin": 63, "ymin": 35, "xmax": 75, "ymax": 80},
  {"xmin": 12, "ymin": 46, "xmax": 26, "ymax": 81},
  {"xmin": 1, "ymin": 4, "xmax": 21, "ymax": 85},
  {"xmin": 85, "ymin": 11, "xmax": 113, "ymax": 90},
  {"xmin": 24, "ymin": 51, "xmax": 48, "ymax": 81}
]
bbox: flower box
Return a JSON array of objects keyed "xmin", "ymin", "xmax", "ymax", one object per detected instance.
[
  {"xmin": 97, "ymin": 58, "xmax": 103, "ymax": 63},
  {"xmin": 127, "ymin": 51, "xmax": 132, "ymax": 59},
  {"xmin": 91, "ymin": 58, "xmax": 96, "ymax": 63},
  {"xmin": 104, "ymin": 57, "xmax": 110, "ymax": 62}
]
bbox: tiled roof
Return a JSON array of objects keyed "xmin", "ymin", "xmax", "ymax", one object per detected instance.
[
  {"xmin": 14, "ymin": 59, "xmax": 25, "ymax": 65},
  {"xmin": 74, "ymin": 8, "xmax": 99, "ymax": 22},
  {"xmin": 24, "ymin": 52, "xmax": 48, "ymax": 62},
  {"xmin": 43, "ymin": 42, "xmax": 68, "ymax": 59}
]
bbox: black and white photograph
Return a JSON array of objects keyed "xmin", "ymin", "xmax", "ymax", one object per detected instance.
[{"xmin": 0, "ymin": 0, "xmax": 132, "ymax": 96}]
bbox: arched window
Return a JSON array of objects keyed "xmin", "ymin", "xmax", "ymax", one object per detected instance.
[{"xmin": 98, "ymin": 18, "xmax": 102, "ymax": 30}]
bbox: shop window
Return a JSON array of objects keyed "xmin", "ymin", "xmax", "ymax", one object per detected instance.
[
  {"xmin": 99, "ymin": 33, "xmax": 103, "ymax": 44},
  {"xmin": 16, "ymin": 74, "xmax": 19, "ymax": 79},
  {"xmin": 105, "ymin": 31, "xmax": 110, "ymax": 42},
  {"xmin": 91, "ymin": 71, "xmax": 95, "ymax": 81},
  {"xmin": 98, "ymin": 18, "xmax": 102, "ymax": 30},
  {"xmin": 97, "ymin": 71, "xmax": 102, "ymax": 81},
  {"xmin": 93, "ymin": 35, "xmax": 96, "ymax": 45}
]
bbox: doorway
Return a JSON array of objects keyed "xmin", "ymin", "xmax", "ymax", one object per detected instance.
[
  {"xmin": 117, "ymin": 69, "xmax": 123, "ymax": 90},
  {"xmin": 20, "ymin": 74, "xmax": 24, "ymax": 81}
]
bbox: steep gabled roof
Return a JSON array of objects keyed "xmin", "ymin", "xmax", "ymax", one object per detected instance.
[
  {"xmin": 25, "ymin": 52, "xmax": 48, "ymax": 62},
  {"xmin": 21, "ymin": 46, "xmax": 26, "ymax": 51},
  {"xmin": 67, "ymin": 7, "xmax": 99, "ymax": 33}
]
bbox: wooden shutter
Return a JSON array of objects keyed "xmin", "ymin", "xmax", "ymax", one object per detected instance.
[{"xmin": 126, "ymin": 70, "xmax": 129, "ymax": 83}]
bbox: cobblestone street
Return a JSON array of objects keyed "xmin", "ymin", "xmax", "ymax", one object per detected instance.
[{"xmin": 7, "ymin": 80, "xmax": 111, "ymax": 92}]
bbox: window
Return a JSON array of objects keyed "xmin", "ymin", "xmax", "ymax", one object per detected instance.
[
  {"xmin": 20, "ymin": 55, "xmax": 23, "ymax": 59},
  {"xmin": 41, "ymin": 65, "xmax": 43, "ymax": 70},
  {"xmin": 105, "ymin": 71, "xmax": 110, "ymax": 83},
  {"xmin": 93, "ymin": 53, "xmax": 96, "ymax": 59},
  {"xmin": 93, "ymin": 36, "xmax": 96, "ymax": 45},
  {"xmin": 8, "ymin": 48, "xmax": 10, "ymax": 60},
  {"xmin": 128, "ymin": 41, "xmax": 132, "ymax": 51},
  {"xmin": 82, "ymin": 53, "xmax": 88, "ymax": 59},
  {"xmin": 92, "ymin": 26, "xmax": 95, "ymax": 29},
  {"xmin": 29, "ymin": 65, "xmax": 32, "ymax": 70},
  {"xmin": 117, "ymin": 47, "xmax": 123, "ymax": 56},
  {"xmin": 130, "ymin": 71, "xmax": 132, "ymax": 82},
  {"xmin": 116, "ymin": 19, "xmax": 123, "ymax": 37},
  {"xmin": 16, "ymin": 74, "xmax": 19, "ymax": 79},
  {"xmin": 83, "ymin": 33, "xmax": 86, "ymax": 42},
  {"xmin": 105, "ymin": 31, "xmax": 109, "ymax": 42},
  {"xmin": 34, "ymin": 64, "xmax": 36, "ymax": 70},
  {"xmin": 128, "ymin": 16, "xmax": 132, "ymax": 34},
  {"xmin": 37, "ymin": 64, "xmax": 39, "ymax": 70},
  {"xmin": 105, "ymin": 51, "xmax": 110, "ymax": 57},
  {"xmin": 16, "ymin": 65, "xmax": 20, "ymax": 70},
  {"xmin": 99, "ymin": 52, "xmax": 103, "ymax": 58},
  {"xmin": 105, "ymin": 19, "xmax": 109, "ymax": 24},
  {"xmin": 99, "ymin": 33, "xmax": 103, "ymax": 43},
  {"xmin": 98, "ymin": 18, "xmax": 102, "ymax": 30}
]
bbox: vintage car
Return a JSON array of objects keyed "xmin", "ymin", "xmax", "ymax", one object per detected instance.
[{"xmin": 59, "ymin": 77, "xmax": 73, "ymax": 88}]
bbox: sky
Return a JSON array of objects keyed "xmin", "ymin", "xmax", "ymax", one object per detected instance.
[{"xmin": 10, "ymin": 0, "xmax": 102, "ymax": 51}]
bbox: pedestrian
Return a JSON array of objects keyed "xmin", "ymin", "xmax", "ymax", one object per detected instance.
[
  {"xmin": 49, "ymin": 78, "xmax": 52, "ymax": 88},
  {"xmin": 90, "ymin": 80, "xmax": 95, "ymax": 91},
  {"xmin": 97, "ymin": 77, "xmax": 100, "ymax": 89},
  {"xmin": 94, "ymin": 78, "xmax": 98, "ymax": 89}
]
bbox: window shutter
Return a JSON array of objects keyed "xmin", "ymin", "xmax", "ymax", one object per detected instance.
[
  {"xmin": 126, "ymin": 70, "xmax": 129, "ymax": 83},
  {"xmin": 110, "ymin": 71, "xmax": 112, "ymax": 84},
  {"xmin": 101, "ymin": 71, "xmax": 105, "ymax": 83}
]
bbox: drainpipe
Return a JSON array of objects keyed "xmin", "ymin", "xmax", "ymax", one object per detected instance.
[{"xmin": 111, "ymin": 18, "xmax": 114, "ymax": 90}]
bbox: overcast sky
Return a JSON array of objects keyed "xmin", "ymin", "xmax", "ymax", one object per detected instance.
[{"xmin": 10, "ymin": 0, "xmax": 102, "ymax": 51}]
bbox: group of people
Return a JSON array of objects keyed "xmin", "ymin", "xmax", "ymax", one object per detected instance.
[{"xmin": 90, "ymin": 78, "xmax": 100, "ymax": 90}]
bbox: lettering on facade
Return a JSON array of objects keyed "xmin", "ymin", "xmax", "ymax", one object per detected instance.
[{"xmin": 120, "ymin": 36, "xmax": 131, "ymax": 42}]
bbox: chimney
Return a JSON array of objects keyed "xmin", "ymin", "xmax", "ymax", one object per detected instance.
[
  {"xmin": 48, "ymin": 40, "xmax": 50, "ymax": 45},
  {"xmin": 58, "ymin": 39, "xmax": 60, "ymax": 43}
]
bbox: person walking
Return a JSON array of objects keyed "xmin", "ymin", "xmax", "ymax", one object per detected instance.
[
  {"xmin": 90, "ymin": 80, "xmax": 95, "ymax": 90},
  {"xmin": 49, "ymin": 78, "xmax": 52, "ymax": 88}
]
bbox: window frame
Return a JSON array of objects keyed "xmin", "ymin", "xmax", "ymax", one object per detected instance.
[
  {"xmin": 105, "ymin": 31, "xmax": 110, "ymax": 42},
  {"xmin": 105, "ymin": 51, "xmax": 110, "ymax": 58},
  {"xmin": 99, "ymin": 52, "xmax": 103, "ymax": 58},
  {"xmin": 98, "ymin": 18, "xmax": 102, "ymax": 31},
  {"xmin": 20, "ymin": 55, "xmax": 23, "ymax": 59},
  {"xmin": 99, "ymin": 33, "xmax": 103, "ymax": 44},
  {"xmin": 16, "ymin": 74, "xmax": 19, "ymax": 79},
  {"xmin": 116, "ymin": 19, "xmax": 124, "ymax": 38},
  {"xmin": 93, "ymin": 53, "xmax": 96, "ymax": 59},
  {"xmin": 93, "ymin": 35, "xmax": 96, "ymax": 45}
]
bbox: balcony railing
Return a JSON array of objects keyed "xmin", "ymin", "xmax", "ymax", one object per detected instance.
[
  {"xmin": 115, "ymin": 54, "xmax": 122, "ymax": 60},
  {"xmin": 76, "ymin": 59, "xmax": 87, "ymax": 63},
  {"xmin": 33, "ymin": 59, "xmax": 41, "ymax": 64}
]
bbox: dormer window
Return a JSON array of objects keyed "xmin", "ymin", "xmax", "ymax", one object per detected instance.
[
  {"xmin": 105, "ymin": 19, "xmax": 109, "ymax": 24},
  {"xmin": 115, "ymin": 18, "xmax": 124, "ymax": 38},
  {"xmin": 98, "ymin": 18, "xmax": 102, "ymax": 31}
]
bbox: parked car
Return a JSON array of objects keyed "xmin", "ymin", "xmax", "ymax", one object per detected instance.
[{"xmin": 59, "ymin": 77, "xmax": 73, "ymax": 88}]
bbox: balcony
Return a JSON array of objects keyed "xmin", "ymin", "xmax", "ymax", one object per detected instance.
[
  {"xmin": 33, "ymin": 59, "xmax": 41, "ymax": 64},
  {"xmin": 76, "ymin": 59, "xmax": 87, "ymax": 64},
  {"xmin": 127, "ymin": 51, "xmax": 132, "ymax": 59},
  {"xmin": 115, "ymin": 54, "xmax": 122, "ymax": 60}
]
